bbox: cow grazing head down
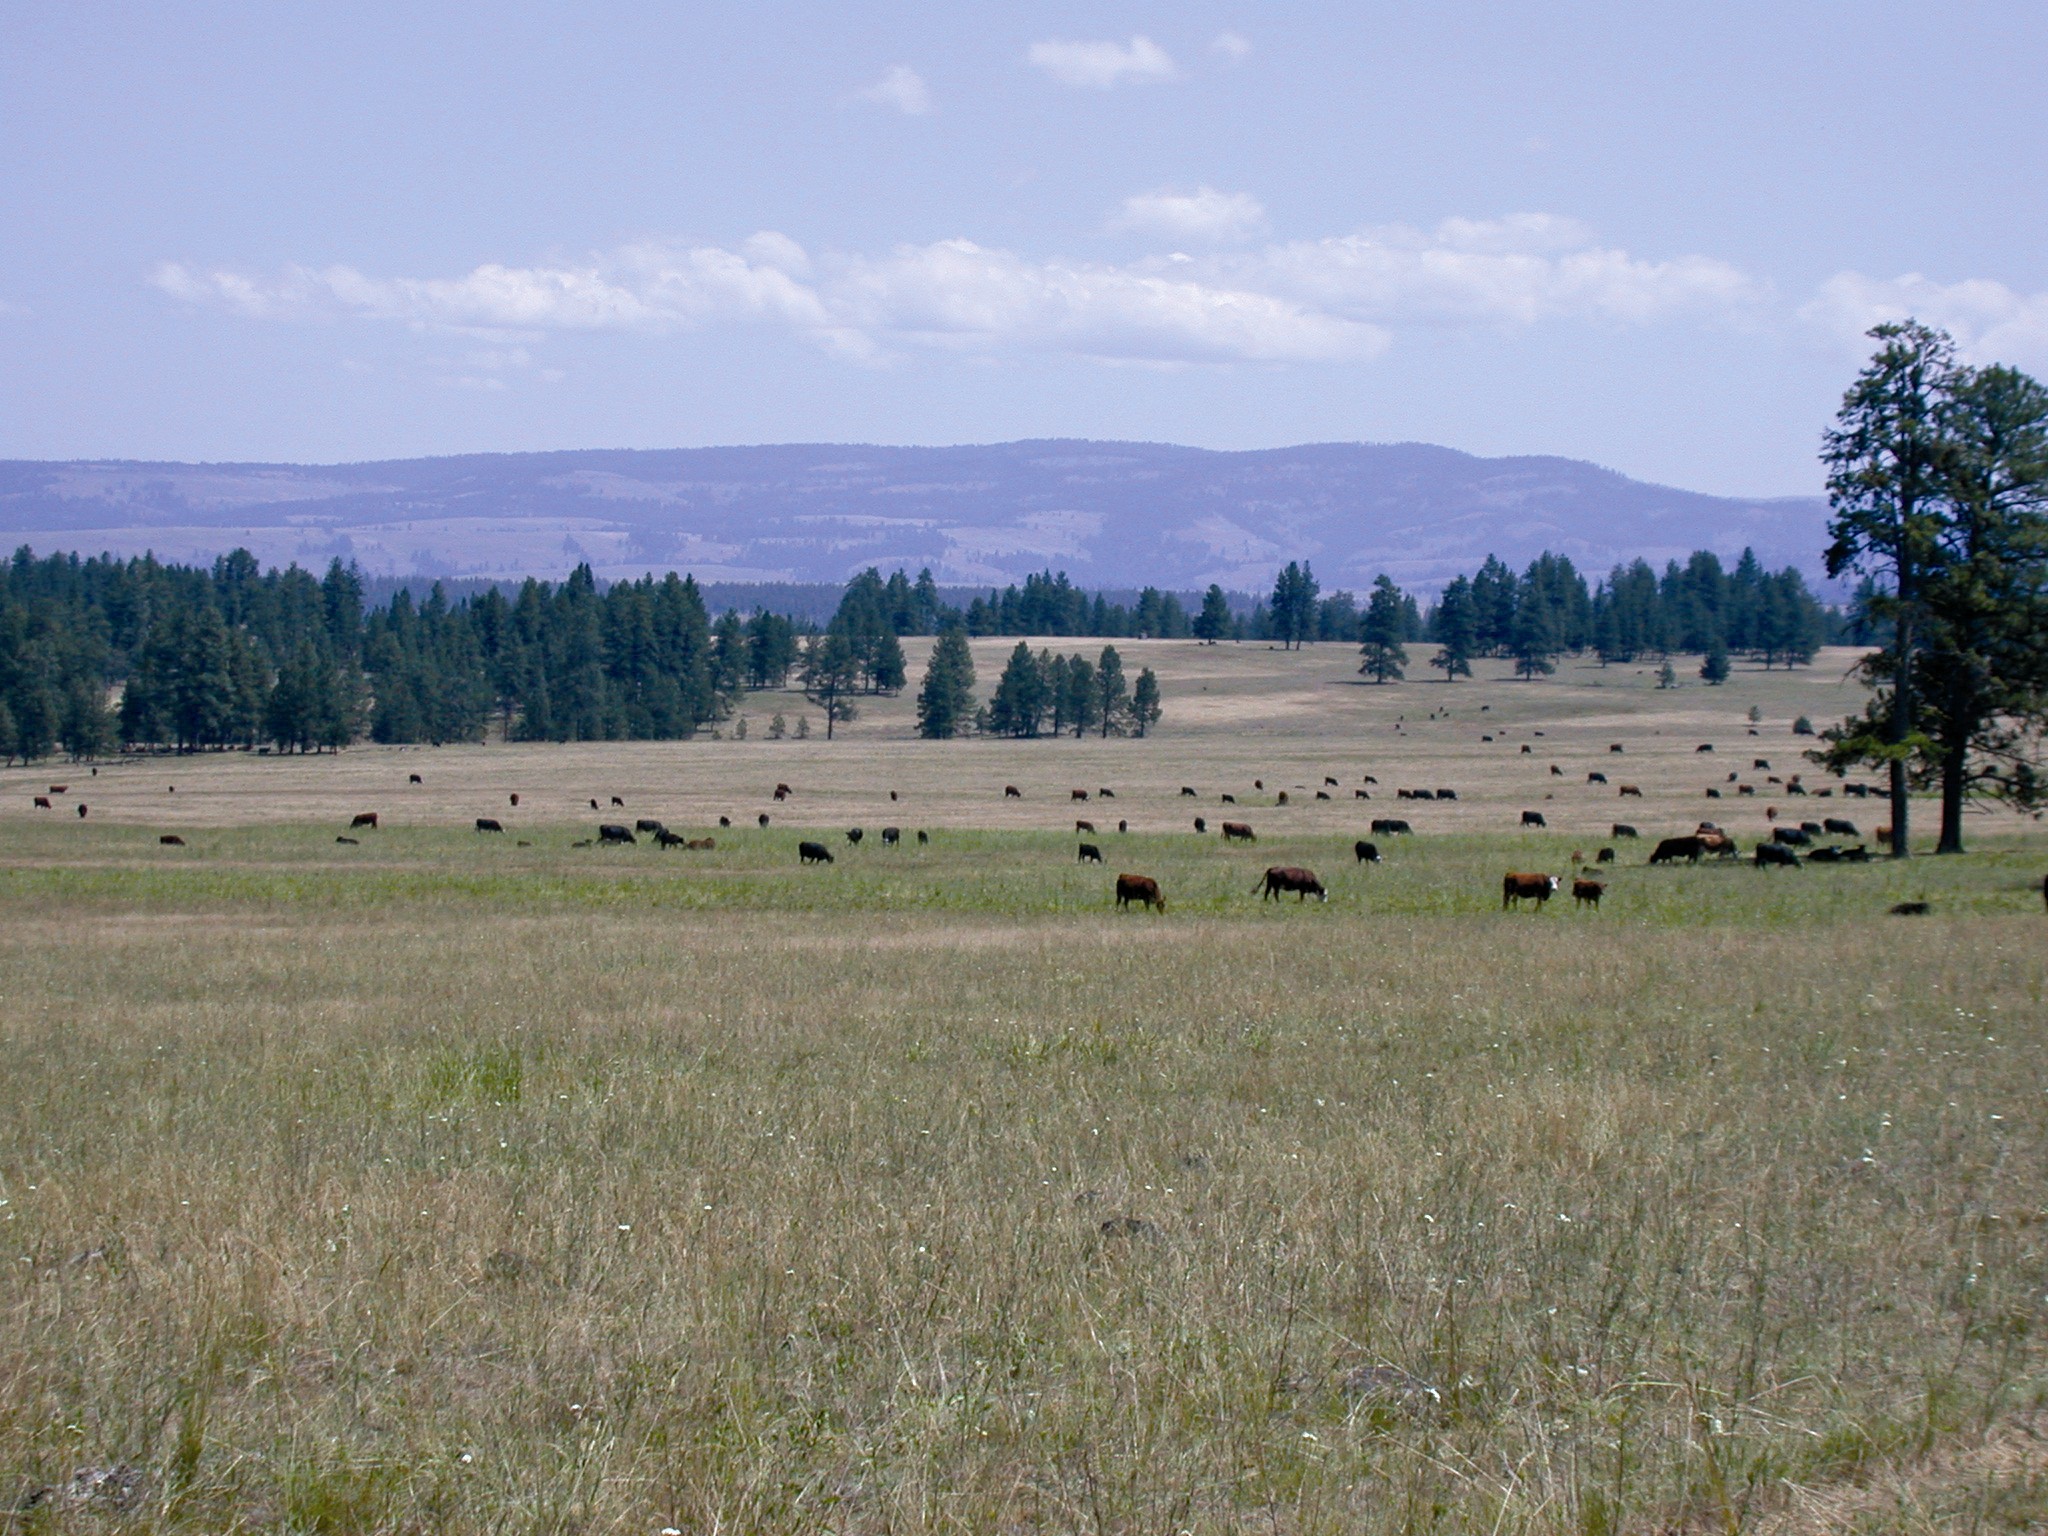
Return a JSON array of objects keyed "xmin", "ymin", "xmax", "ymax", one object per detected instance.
[
  {"xmin": 799, "ymin": 841, "xmax": 834, "ymax": 865},
  {"xmin": 1256, "ymin": 866, "xmax": 1327, "ymax": 902},
  {"xmin": 1115, "ymin": 873, "xmax": 1166, "ymax": 913},
  {"xmin": 1354, "ymin": 840, "xmax": 1381, "ymax": 863},
  {"xmin": 1572, "ymin": 878, "xmax": 1604, "ymax": 908}
]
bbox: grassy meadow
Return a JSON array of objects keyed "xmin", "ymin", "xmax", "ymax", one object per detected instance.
[{"xmin": 1, "ymin": 643, "xmax": 2044, "ymax": 1533}]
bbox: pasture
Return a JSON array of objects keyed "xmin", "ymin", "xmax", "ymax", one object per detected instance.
[{"xmin": 1, "ymin": 643, "xmax": 2044, "ymax": 1533}]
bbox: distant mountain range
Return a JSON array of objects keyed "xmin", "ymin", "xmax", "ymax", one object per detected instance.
[{"xmin": 0, "ymin": 441, "xmax": 1829, "ymax": 595}]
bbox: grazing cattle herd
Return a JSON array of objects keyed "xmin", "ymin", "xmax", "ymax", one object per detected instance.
[{"xmin": 14, "ymin": 748, "xmax": 2039, "ymax": 925}]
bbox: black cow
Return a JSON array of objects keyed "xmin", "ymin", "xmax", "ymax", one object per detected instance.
[
  {"xmin": 1696, "ymin": 743, "xmax": 1714, "ymax": 753},
  {"xmin": 655, "ymin": 828, "xmax": 687, "ymax": 848},
  {"xmin": 1612, "ymin": 823, "xmax": 1639, "ymax": 838},
  {"xmin": 475, "ymin": 818, "xmax": 505, "ymax": 833},
  {"xmin": 846, "ymin": 827, "xmax": 864, "ymax": 845},
  {"xmin": 599, "ymin": 824, "xmax": 636, "ymax": 844},
  {"xmin": 1824, "ymin": 818, "xmax": 1859, "ymax": 837},
  {"xmin": 159, "ymin": 834, "xmax": 185, "ymax": 846},
  {"xmin": 1181, "ymin": 786, "xmax": 1198, "ymax": 797},
  {"xmin": 881, "ymin": 826, "xmax": 901, "ymax": 845},
  {"xmin": 1588, "ymin": 772, "xmax": 1608, "ymax": 784},
  {"xmin": 917, "ymin": 830, "xmax": 929, "ymax": 845},
  {"xmin": 1521, "ymin": 811, "xmax": 1547, "ymax": 828},
  {"xmin": 1649, "ymin": 836, "xmax": 1704, "ymax": 865},
  {"xmin": 1371, "ymin": 818, "xmax": 1413, "ymax": 835},
  {"xmin": 1355, "ymin": 788, "xmax": 1371, "ymax": 799},
  {"xmin": 1354, "ymin": 840, "xmax": 1381, "ymax": 863},
  {"xmin": 634, "ymin": 818, "xmax": 665, "ymax": 834},
  {"xmin": 1436, "ymin": 789, "xmax": 1458, "ymax": 801},
  {"xmin": 409, "ymin": 773, "xmax": 423, "ymax": 784},
  {"xmin": 799, "ymin": 841, "xmax": 834, "ymax": 865},
  {"xmin": 1005, "ymin": 785, "xmax": 1022, "ymax": 799},
  {"xmin": 758, "ymin": 813, "xmax": 770, "ymax": 828},
  {"xmin": 611, "ymin": 796, "xmax": 625, "ymax": 807},
  {"xmin": 1772, "ymin": 826, "xmax": 1812, "ymax": 847},
  {"xmin": 1078, "ymin": 843, "xmax": 1103, "ymax": 864},
  {"xmin": 1595, "ymin": 846, "xmax": 1616, "ymax": 863}
]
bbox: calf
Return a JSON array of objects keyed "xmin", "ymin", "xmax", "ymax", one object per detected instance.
[
  {"xmin": 1115, "ymin": 873, "xmax": 1166, "ymax": 913},
  {"xmin": 335, "ymin": 835, "xmax": 359, "ymax": 845},
  {"xmin": 799, "ymin": 840, "xmax": 834, "ymax": 865},
  {"xmin": 1572, "ymin": 878, "xmax": 1605, "ymax": 909},
  {"xmin": 1649, "ymin": 836, "xmax": 1705, "ymax": 865},
  {"xmin": 1354, "ymin": 840, "xmax": 1381, "ymax": 864},
  {"xmin": 1612, "ymin": 823, "xmax": 1639, "ymax": 838},
  {"xmin": 655, "ymin": 829, "xmax": 688, "ymax": 848},
  {"xmin": 1823, "ymin": 817, "xmax": 1859, "ymax": 837},
  {"xmin": 1078, "ymin": 843, "xmax": 1103, "ymax": 864},
  {"xmin": 350, "ymin": 812, "xmax": 378, "ymax": 829},
  {"xmin": 687, "ymin": 837, "xmax": 716, "ymax": 851},
  {"xmin": 1221, "ymin": 821, "xmax": 1256, "ymax": 842},
  {"xmin": 475, "ymin": 817, "xmax": 505, "ymax": 833},
  {"xmin": 1256, "ymin": 866, "xmax": 1327, "ymax": 902},
  {"xmin": 1521, "ymin": 810, "xmax": 1547, "ymax": 828},
  {"xmin": 598, "ymin": 824, "xmax": 636, "ymax": 844},
  {"xmin": 1501, "ymin": 872, "xmax": 1559, "ymax": 910},
  {"xmin": 846, "ymin": 827, "xmax": 864, "ymax": 845},
  {"xmin": 1076, "ymin": 819, "xmax": 1096, "ymax": 833}
]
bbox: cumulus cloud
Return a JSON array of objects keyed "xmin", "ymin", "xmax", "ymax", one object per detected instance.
[
  {"xmin": 1801, "ymin": 271, "xmax": 2048, "ymax": 368},
  {"xmin": 1026, "ymin": 35, "xmax": 1176, "ymax": 88},
  {"xmin": 152, "ymin": 213, "xmax": 1762, "ymax": 368},
  {"xmin": 1112, "ymin": 186, "xmax": 1267, "ymax": 243},
  {"xmin": 1211, "ymin": 31, "xmax": 1252, "ymax": 61},
  {"xmin": 856, "ymin": 64, "xmax": 932, "ymax": 116}
]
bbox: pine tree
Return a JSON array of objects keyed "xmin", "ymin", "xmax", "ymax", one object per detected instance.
[
  {"xmin": 1062, "ymin": 654, "xmax": 1099, "ymax": 737},
  {"xmin": 1430, "ymin": 575, "xmax": 1476, "ymax": 680},
  {"xmin": 1127, "ymin": 667, "xmax": 1162, "ymax": 736},
  {"xmin": 986, "ymin": 641, "xmax": 1050, "ymax": 737},
  {"xmin": 1193, "ymin": 584, "xmax": 1232, "ymax": 643},
  {"xmin": 1510, "ymin": 587, "xmax": 1559, "ymax": 679},
  {"xmin": 915, "ymin": 624, "xmax": 977, "ymax": 738},
  {"xmin": 800, "ymin": 631, "xmax": 861, "ymax": 739},
  {"xmin": 1700, "ymin": 635, "xmax": 1731, "ymax": 684},
  {"xmin": 1357, "ymin": 574, "xmax": 1409, "ymax": 683},
  {"xmin": 1094, "ymin": 646, "xmax": 1127, "ymax": 738}
]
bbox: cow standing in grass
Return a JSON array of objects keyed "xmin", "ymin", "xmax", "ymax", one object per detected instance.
[{"xmin": 1502, "ymin": 872, "xmax": 1559, "ymax": 910}]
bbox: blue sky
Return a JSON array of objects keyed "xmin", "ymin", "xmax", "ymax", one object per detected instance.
[{"xmin": 3, "ymin": 1, "xmax": 2043, "ymax": 495}]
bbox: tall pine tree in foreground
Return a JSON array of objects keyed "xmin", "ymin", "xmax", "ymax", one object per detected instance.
[{"xmin": 1357, "ymin": 574, "xmax": 1409, "ymax": 683}]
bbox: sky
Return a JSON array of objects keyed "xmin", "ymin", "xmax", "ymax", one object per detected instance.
[{"xmin": 2, "ymin": 1, "xmax": 2044, "ymax": 497}]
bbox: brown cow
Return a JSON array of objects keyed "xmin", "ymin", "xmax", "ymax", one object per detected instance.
[
  {"xmin": 1275, "ymin": 790, "xmax": 1290, "ymax": 805},
  {"xmin": 32, "ymin": 796, "xmax": 50, "ymax": 809},
  {"xmin": 1071, "ymin": 789, "xmax": 1090, "ymax": 801},
  {"xmin": 1502, "ymin": 872, "xmax": 1559, "ymax": 910},
  {"xmin": 1256, "ymin": 866, "xmax": 1327, "ymax": 902},
  {"xmin": 349, "ymin": 812, "xmax": 378, "ymax": 830},
  {"xmin": 775, "ymin": 782, "xmax": 793, "ymax": 798},
  {"xmin": 76, "ymin": 803, "xmax": 87, "ymax": 819},
  {"xmin": 1221, "ymin": 821, "xmax": 1256, "ymax": 842},
  {"xmin": 1573, "ymin": 877, "xmax": 1604, "ymax": 909},
  {"xmin": 687, "ymin": 837, "xmax": 716, "ymax": 850},
  {"xmin": 1617, "ymin": 784, "xmax": 1643, "ymax": 798},
  {"xmin": 1075, "ymin": 819, "xmax": 1096, "ymax": 833},
  {"xmin": 509, "ymin": 793, "xmax": 520, "ymax": 806},
  {"xmin": 47, "ymin": 785, "xmax": 66, "ymax": 794},
  {"xmin": 1115, "ymin": 873, "xmax": 1166, "ymax": 912}
]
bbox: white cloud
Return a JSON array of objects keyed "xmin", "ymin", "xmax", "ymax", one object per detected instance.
[
  {"xmin": 1112, "ymin": 186, "xmax": 1267, "ymax": 243},
  {"xmin": 1026, "ymin": 36, "xmax": 1176, "ymax": 89},
  {"xmin": 1211, "ymin": 31, "xmax": 1252, "ymax": 61},
  {"xmin": 152, "ymin": 213, "xmax": 1761, "ymax": 368},
  {"xmin": 856, "ymin": 64, "xmax": 931, "ymax": 116},
  {"xmin": 1800, "ymin": 271, "xmax": 2048, "ymax": 368}
]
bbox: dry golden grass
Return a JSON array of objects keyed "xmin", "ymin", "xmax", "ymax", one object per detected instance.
[{"xmin": 1, "ymin": 643, "xmax": 2044, "ymax": 1533}]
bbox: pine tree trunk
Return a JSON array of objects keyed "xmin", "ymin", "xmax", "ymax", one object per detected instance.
[
  {"xmin": 1937, "ymin": 739, "xmax": 1967, "ymax": 854},
  {"xmin": 1889, "ymin": 612, "xmax": 1912, "ymax": 859}
]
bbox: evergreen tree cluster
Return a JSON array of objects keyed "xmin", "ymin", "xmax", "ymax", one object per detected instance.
[
  {"xmin": 959, "ymin": 572, "xmax": 1191, "ymax": 639},
  {"xmin": 979, "ymin": 643, "xmax": 1160, "ymax": 738}
]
